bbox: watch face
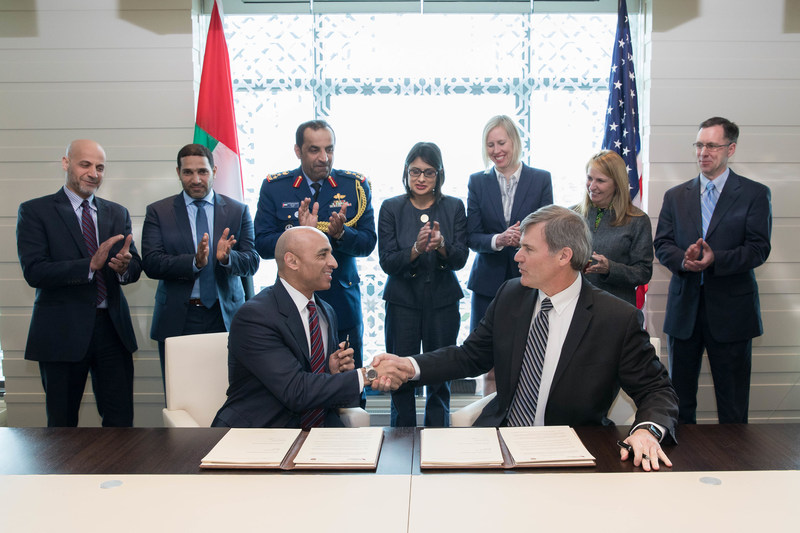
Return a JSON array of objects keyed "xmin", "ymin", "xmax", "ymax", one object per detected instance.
[
  {"xmin": 647, "ymin": 424, "xmax": 663, "ymax": 439},
  {"xmin": 366, "ymin": 367, "xmax": 378, "ymax": 380}
]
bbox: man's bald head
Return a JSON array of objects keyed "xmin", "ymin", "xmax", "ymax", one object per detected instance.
[
  {"xmin": 62, "ymin": 139, "xmax": 106, "ymax": 199},
  {"xmin": 276, "ymin": 226, "xmax": 323, "ymax": 271},
  {"xmin": 276, "ymin": 226, "xmax": 338, "ymax": 299}
]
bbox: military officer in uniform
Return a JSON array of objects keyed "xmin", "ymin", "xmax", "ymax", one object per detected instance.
[{"xmin": 254, "ymin": 120, "xmax": 377, "ymax": 385}]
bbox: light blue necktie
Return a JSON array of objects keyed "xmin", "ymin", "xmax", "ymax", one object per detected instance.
[
  {"xmin": 701, "ymin": 181, "xmax": 718, "ymax": 238},
  {"xmin": 193, "ymin": 200, "xmax": 217, "ymax": 308}
]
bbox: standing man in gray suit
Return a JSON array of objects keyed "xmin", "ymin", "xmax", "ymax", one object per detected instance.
[{"xmin": 142, "ymin": 144, "xmax": 260, "ymax": 390}]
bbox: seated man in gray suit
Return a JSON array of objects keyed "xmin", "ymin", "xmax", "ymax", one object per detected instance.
[
  {"xmin": 213, "ymin": 226, "xmax": 388, "ymax": 428},
  {"xmin": 374, "ymin": 205, "xmax": 678, "ymax": 471}
]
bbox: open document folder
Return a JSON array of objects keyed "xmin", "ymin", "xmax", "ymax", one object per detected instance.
[
  {"xmin": 420, "ymin": 426, "xmax": 595, "ymax": 469},
  {"xmin": 200, "ymin": 427, "xmax": 384, "ymax": 470}
]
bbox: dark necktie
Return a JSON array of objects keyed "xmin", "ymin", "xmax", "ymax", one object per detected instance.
[
  {"xmin": 301, "ymin": 300, "xmax": 327, "ymax": 429},
  {"xmin": 193, "ymin": 200, "xmax": 216, "ymax": 308},
  {"xmin": 81, "ymin": 200, "xmax": 106, "ymax": 305},
  {"xmin": 507, "ymin": 297, "xmax": 553, "ymax": 427},
  {"xmin": 311, "ymin": 182, "xmax": 321, "ymax": 205}
]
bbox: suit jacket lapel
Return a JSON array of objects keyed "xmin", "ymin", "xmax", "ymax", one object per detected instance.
[
  {"xmin": 213, "ymin": 193, "xmax": 228, "ymax": 243},
  {"xmin": 684, "ymin": 177, "xmax": 703, "ymax": 240},
  {"xmin": 550, "ymin": 280, "xmax": 592, "ymax": 391},
  {"xmin": 484, "ymin": 169, "xmax": 506, "ymax": 228},
  {"xmin": 510, "ymin": 165, "xmax": 532, "ymax": 224},
  {"xmin": 54, "ymin": 189, "xmax": 87, "ymax": 256},
  {"xmin": 504, "ymin": 287, "xmax": 538, "ymax": 398},
  {"xmin": 173, "ymin": 195, "xmax": 196, "ymax": 254},
  {"xmin": 706, "ymin": 171, "xmax": 740, "ymax": 239},
  {"xmin": 274, "ymin": 280, "xmax": 312, "ymax": 367},
  {"xmin": 95, "ymin": 198, "xmax": 111, "ymax": 243}
]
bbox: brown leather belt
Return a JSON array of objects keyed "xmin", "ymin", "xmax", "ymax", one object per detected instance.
[{"xmin": 188, "ymin": 298, "xmax": 206, "ymax": 307}]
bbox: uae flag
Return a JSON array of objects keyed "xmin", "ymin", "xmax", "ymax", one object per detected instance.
[{"xmin": 193, "ymin": 0, "xmax": 243, "ymax": 202}]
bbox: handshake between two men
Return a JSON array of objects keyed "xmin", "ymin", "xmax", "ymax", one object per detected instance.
[{"xmin": 365, "ymin": 354, "xmax": 416, "ymax": 391}]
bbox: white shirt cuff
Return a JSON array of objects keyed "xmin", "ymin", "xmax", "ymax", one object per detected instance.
[{"xmin": 408, "ymin": 357, "xmax": 421, "ymax": 380}]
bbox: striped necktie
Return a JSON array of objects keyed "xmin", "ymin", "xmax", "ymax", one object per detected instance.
[
  {"xmin": 81, "ymin": 200, "xmax": 106, "ymax": 305},
  {"xmin": 507, "ymin": 297, "xmax": 553, "ymax": 427},
  {"xmin": 701, "ymin": 181, "xmax": 718, "ymax": 238},
  {"xmin": 301, "ymin": 300, "xmax": 327, "ymax": 429}
]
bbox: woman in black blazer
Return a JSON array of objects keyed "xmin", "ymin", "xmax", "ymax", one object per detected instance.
[{"xmin": 378, "ymin": 142, "xmax": 468, "ymax": 427}]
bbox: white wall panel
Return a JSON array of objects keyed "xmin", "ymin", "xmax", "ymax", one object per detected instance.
[
  {"xmin": 0, "ymin": 0, "xmax": 196, "ymax": 427},
  {"xmin": 645, "ymin": 0, "xmax": 800, "ymax": 422}
]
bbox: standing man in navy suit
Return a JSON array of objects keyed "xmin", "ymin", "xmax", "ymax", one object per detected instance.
[
  {"xmin": 466, "ymin": 115, "xmax": 553, "ymax": 332},
  {"xmin": 654, "ymin": 117, "xmax": 772, "ymax": 424},
  {"xmin": 17, "ymin": 139, "xmax": 141, "ymax": 427},
  {"xmin": 254, "ymin": 120, "xmax": 376, "ymax": 379},
  {"xmin": 142, "ymin": 144, "xmax": 260, "ymax": 390}
]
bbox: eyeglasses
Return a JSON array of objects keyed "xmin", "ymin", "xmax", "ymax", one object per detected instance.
[
  {"xmin": 692, "ymin": 142, "xmax": 732, "ymax": 152},
  {"xmin": 408, "ymin": 167, "xmax": 438, "ymax": 179}
]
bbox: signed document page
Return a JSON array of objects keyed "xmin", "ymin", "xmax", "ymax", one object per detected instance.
[
  {"xmin": 420, "ymin": 428, "xmax": 504, "ymax": 467},
  {"xmin": 499, "ymin": 426, "xmax": 595, "ymax": 467},
  {"xmin": 200, "ymin": 428, "xmax": 301, "ymax": 468},
  {"xmin": 292, "ymin": 427, "xmax": 384, "ymax": 468}
]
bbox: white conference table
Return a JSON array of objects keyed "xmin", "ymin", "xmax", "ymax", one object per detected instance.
[
  {"xmin": 1, "ymin": 474, "xmax": 411, "ymax": 533},
  {"xmin": 3, "ymin": 470, "xmax": 799, "ymax": 532},
  {"xmin": 409, "ymin": 470, "xmax": 800, "ymax": 532}
]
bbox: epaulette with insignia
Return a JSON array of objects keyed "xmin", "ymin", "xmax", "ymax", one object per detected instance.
[
  {"xmin": 339, "ymin": 169, "xmax": 368, "ymax": 183},
  {"xmin": 265, "ymin": 170, "xmax": 293, "ymax": 183}
]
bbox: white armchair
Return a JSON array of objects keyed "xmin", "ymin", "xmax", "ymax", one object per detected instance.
[
  {"xmin": 450, "ymin": 392, "xmax": 497, "ymax": 427},
  {"xmin": 161, "ymin": 332, "xmax": 369, "ymax": 427},
  {"xmin": 162, "ymin": 332, "xmax": 229, "ymax": 427}
]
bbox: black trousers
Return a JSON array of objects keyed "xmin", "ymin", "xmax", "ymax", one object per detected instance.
[
  {"xmin": 385, "ymin": 301, "xmax": 460, "ymax": 427},
  {"xmin": 668, "ymin": 290, "xmax": 753, "ymax": 424},
  {"xmin": 39, "ymin": 310, "xmax": 133, "ymax": 427}
]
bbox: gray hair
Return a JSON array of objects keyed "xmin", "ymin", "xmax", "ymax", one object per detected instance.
[{"xmin": 520, "ymin": 205, "xmax": 592, "ymax": 271}]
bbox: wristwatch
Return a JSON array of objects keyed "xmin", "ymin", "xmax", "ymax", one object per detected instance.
[
  {"xmin": 639, "ymin": 423, "xmax": 663, "ymax": 441},
  {"xmin": 362, "ymin": 364, "xmax": 378, "ymax": 383}
]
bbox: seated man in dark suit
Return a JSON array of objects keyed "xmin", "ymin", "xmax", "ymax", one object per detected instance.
[
  {"xmin": 212, "ymin": 226, "xmax": 387, "ymax": 428},
  {"xmin": 374, "ymin": 205, "xmax": 679, "ymax": 471}
]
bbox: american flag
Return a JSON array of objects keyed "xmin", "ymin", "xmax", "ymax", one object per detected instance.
[
  {"xmin": 602, "ymin": 0, "xmax": 641, "ymax": 204},
  {"xmin": 602, "ymin": 0, "xmax": 647, "ymax": 309}
]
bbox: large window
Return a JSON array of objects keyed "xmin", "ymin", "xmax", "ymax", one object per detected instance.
[{"xmin": 223, "ymin": 11, "xmax": 616, "ymax": 357}]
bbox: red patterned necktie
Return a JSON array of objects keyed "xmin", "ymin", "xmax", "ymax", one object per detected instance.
[
  {"xmin": 81, "ymin": 200, "xmax": 106, "ymax": 305},
  {"xmin": 301, "ymin": 300, "xmax": 327, "ymax": 429}
]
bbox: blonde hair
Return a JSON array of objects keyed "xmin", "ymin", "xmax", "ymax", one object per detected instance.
[
  {"xmin": 481, "ymin": 115, "xmax": 522, "ymax": 170},
  {"xmin": 575, "ymin": 150, "xmax": 642, "ymax": 227}
]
